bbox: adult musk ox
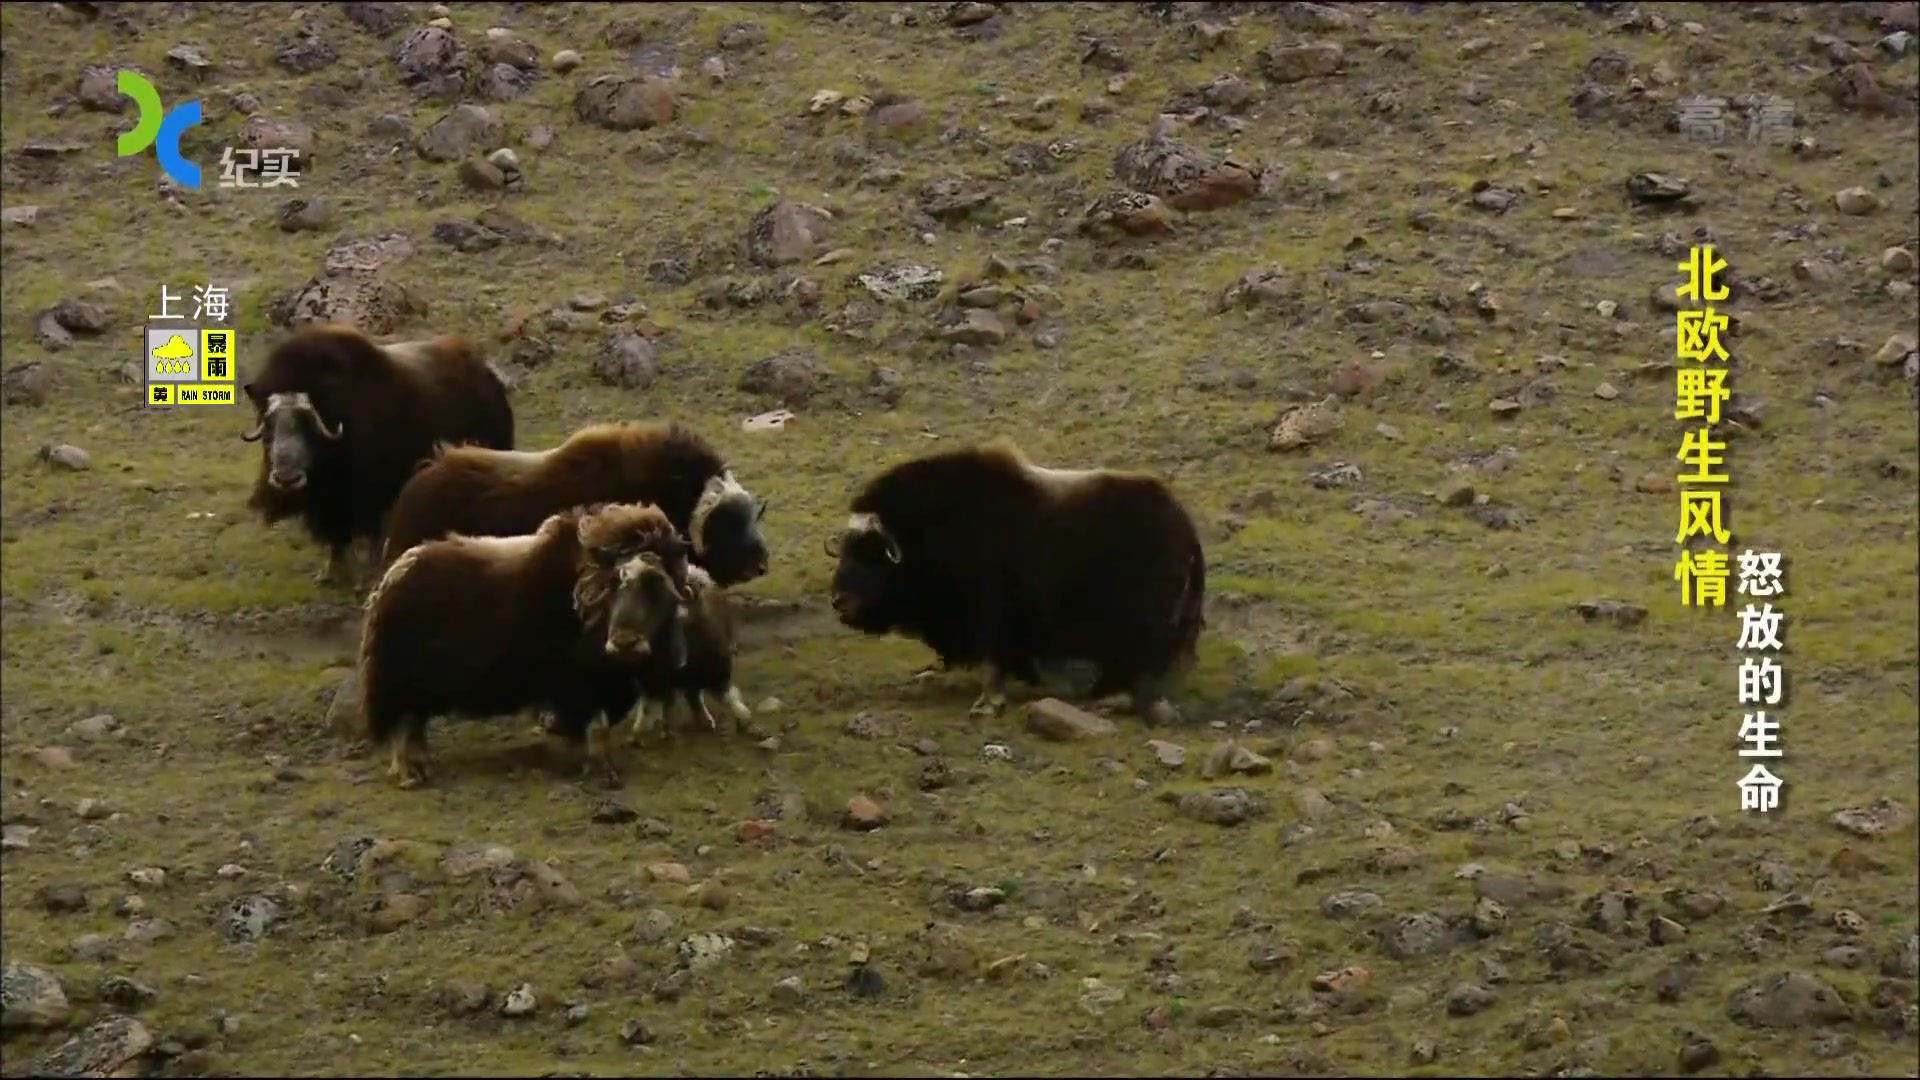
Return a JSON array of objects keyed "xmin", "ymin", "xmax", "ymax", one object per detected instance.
[
  {"xmin": 242, "ymin": 324, "xmax": 515, "ymax": 588},
  {"xmin": 358, "ymin": 501, "xmax": 694, "ymax": 789},
  {"xmin": 378, "ymin": 421, "xmax": 771, "ymax": 588},
  {"xmin": 823, "ymin": 439, "xmax": 1207, "ymax": 725}
]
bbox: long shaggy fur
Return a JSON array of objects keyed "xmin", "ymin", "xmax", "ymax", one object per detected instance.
[
  {"xmin": 356, "ymin": 502, "xmax": 687, "ymax": 771},
  {"xmin": 633, "ymin": 564, "xmax": 752, "ymax": 737},
  {"xmin": 378, "ymin": 421, "xmax": 736, "ymax": 574},
  {"xmin": 833, "ymin": 438, "xmax": 1206, "ymax": 705},
  {"xmin": 244, "ymin": 324, "xmax": 515, "ymax": 555}
]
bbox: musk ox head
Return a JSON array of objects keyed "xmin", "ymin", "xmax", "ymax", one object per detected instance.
[
  {"xmin": 823, "ymin": 511, "xmax": 905, "ymax": 634},
  {"xmin": 689, "ymin": 471, "xmax": 771, "ymax": 588},
  {"xmin": 571, "ymin": 503, "xmax": 694, "ymax": 666},
  {"xmin": 241, "ymin": 388, "xmax": 343, "ymax": 493}
]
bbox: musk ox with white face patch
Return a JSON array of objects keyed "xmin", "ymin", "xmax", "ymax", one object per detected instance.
[
  {"xmin": 825, "ymin": 439, "xmax": 1207, "ymax": 725},
  {"xmin": 242, "ymin": 324, "xmax": 515, "ymax": 588},
  {"xmin": 377, "ymin": 421, "xmax": 771, "ymax": 588},
  {"xmin": 357, "ymin": 501, "xmax": 692, "ymax": 789}
]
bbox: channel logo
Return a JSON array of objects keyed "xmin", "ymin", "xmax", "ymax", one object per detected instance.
[{"xmin": 115, "ymin": 70, "xmax": 203, "ymax": 189}]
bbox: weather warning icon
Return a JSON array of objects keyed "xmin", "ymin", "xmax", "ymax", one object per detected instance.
[{"xmin": 145, "ymin": 326, "xmax": 198, "ymax": 380}]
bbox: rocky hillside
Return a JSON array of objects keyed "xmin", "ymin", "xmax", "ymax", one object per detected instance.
[{"xmin": 2, "ymin": 1, "xmax": 1918, "ymax": 1077}]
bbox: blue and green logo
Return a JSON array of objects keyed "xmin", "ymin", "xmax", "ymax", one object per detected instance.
[{"xmin": 115, "ymin": 71, "xmax": 203, "ymax": 189}]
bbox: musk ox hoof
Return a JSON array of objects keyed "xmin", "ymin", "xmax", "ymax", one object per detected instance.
[
  {"xmin": 967, "ymin": 692, "xmax": 1007, "ymax": 719},
  {"xmin": 1142, "ymin": 699, "xmax": 1182, "ymax": 727}
]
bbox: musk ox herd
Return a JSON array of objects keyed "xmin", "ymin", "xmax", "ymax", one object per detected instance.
[{"xmin": 240, "ymin": 323, "xmax": 1209, "ymax": 789}]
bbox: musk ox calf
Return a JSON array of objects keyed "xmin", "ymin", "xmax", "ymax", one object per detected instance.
[
  {"xmin": 824, "ymin": 439, "xmax": 1206, "ymax": 725},
  {"xmin": 357, "ymin": 501, "xmax": 693, "ymax": 789},
  {"xmin": 378, "ymin": 421, "xmax": 771, "ymax": 589},
  {"xmin": 626, "ymin": 564, "xmax": 756, "ymax": 742},
  {"xmin": 242, "ymin": 324, "xmax": 515, "ymax": 588}
]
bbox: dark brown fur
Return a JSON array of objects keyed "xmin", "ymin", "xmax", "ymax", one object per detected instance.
[
  {"xmin": 630, "ymin": 565, "xmax": 755, "ymax": 740},
  {"xmin": 243, "ymin": 324, "xmax": 514, "ymax": 583},
  {"xmin": 357, "ymin": 501, "xmax": 690, "ymax": 788},
  {"xmin": 378, "ymin": 421, "xmax": 766, "ymax": 586},
  {"xmin": 826, "ymin": 439, "xmax": 1206, "ymax": 722}
]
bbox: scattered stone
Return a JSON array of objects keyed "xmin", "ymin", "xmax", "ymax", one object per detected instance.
[
  {"xmin": 843, "ymin": 795, "xmax": 887, "ymax": 831},
  {"xmin": 552, "ymin": 49, "xmax": 582, "ymax": 73},
  {"xmin": 1574, "ymin": 598, "xmax": 1647, "ymax": 627},
  {"xmin": 2, "ymin": 206, "xmax": 39, "ymax": 227},
  {"xmin": 1833, "ymin": 186, "xmax": 1882, "ymax": 215},
  {"xmin": 574, "ymin": 75, "xmax": 677, "ymax": 131},
  {"xmin": 747, "ymin": 201, "xmax": 835, "ymax": 267},
  {"xmin": 417, "ymin": 104, "xmax": 500, "ymax": 162},
  {"xmin": 1726, "ymin": 971, "xmax": 1852, "ymax": 1029},
  {"xmin": 1831, "ymin": 798, "xmax": 1912, "ymax": 837},
  {"xmin": 28, "ymin": 1016, "xmax": 151, "ymax": 1078},
  {"xmin": 593, "ymin": 332, "xmax": 658, "ymax": 390},
  {"xmin": 1147, "ymin": 740, "xmax": 1186, "ymax": 768},
  {"xmin": 1446, "ymin": 982, "xmax": 1494, "ymax": 1016},
  {"xmin": 36, "ymin": 443, "xmax": 90, "ymax": 471},
  {"xmin": 2, "ymin": 963, "xmax": 70, "ymax": 1032},
  {"xmin": 220, "ymin": 895, "xmax": 279, "ymax": 945},
  {"xmin": 1025, "ymin": 698, "xmax": 1116, "ymax": 741},
  {"xmin": 39, "ymin": 885, "xmax": 87, "ymax": 913},
  {"xmin": 500, "ymin": 983, "xmax": 538, "ymax": 1017},
  {"xmin": 1171, "ymin": 787, "xmax": 1262, "ymax": 826},
  {"xmin": 1269, "ymin": 395, "xmax": 1342, "ymax": 452},
  {"xmin": 856, "ymin": 264, "xmax": 943, "ymax": 303},
  {"xmin": 1259, "ymin": 42, "xmax": 1344, "ymax": 83}
]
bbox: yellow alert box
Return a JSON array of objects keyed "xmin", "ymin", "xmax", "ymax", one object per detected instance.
[
  {"xmin": 176, "ymin": 384, "xmax": 237, "ymax": 406},
  {"xmin": 200, "ymin": 329, "xmax": 236, "ymax": 382}
]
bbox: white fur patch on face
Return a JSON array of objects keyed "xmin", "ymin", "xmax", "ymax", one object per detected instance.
[
  {"xmin": 616, "ymin": 552, "xmax": 677, "ymax": 588},
  {"xmin": 690, "ymin": 471, "xmax": 754, "ymax": 555},
  {"xmin": 846, "ymin": 512, "xmax": 882, "ymax": 534},
  {"xmin": 265, "ymin": 391, "xmax": 312, "ymax": 417},
  {"xmin": 684, "ymin": 564, "xmax": 716, "ymax": 591}
]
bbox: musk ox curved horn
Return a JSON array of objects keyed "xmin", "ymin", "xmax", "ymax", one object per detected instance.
[
  {"xmin": 823, "ymin": 530, "xmax": 845, "ymax": 559},
  {"xmin": 882, "ymin": 533, "xmax": 902, "ymax": 564},
  {"xmin": 240, "ymin": 416, "xmax": 265, "ymax": 442},
  {"xmin": 305, "ymin": 404, "xmax": 345, "ymax": 440}
]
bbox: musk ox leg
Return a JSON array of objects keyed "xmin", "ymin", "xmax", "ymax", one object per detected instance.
[
  {"xmin": 387, "ymin": 720, "xmax": 431, "ymax": 789},
  {"xmin": 967, "ymin": 664, "xmax": 1009, "ymax": 719},
  {"xmin": 1131, "ymin": 678, "xmax": 1182, "ymax": 727},
  {"xmin": 722, "ymin": 685, "xmax": 755, "ymax": 734},
  {"xmin": 683, "ymin": 688, "xmax": 719, "ymax": 733},
  {"xmin": 626, "ymin": 697, "xmax": 663, "ymax": 747},
  {"xmin": 315, "ymin": 542, "xmax": 353, "ymax": 588},
  {"xmin": 582, "ymin": 716, "xmax": 622, "ymax": 789}
]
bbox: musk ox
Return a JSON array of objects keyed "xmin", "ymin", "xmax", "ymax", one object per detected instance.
[
  {"xmin": 378, "ymin": 421, "xmax": 771, "ymax": 588},
  {"xmin": 627, "ymin": 564, "xmax": 755, "ymax": 742},
  {"xmin": 357, "ymin": 501, "xmax": 693, "ymax": 789},
  {"xmin": 242, "ymin": 324, "xmax": 515, "ymax": 588},
  {"xmin": 823, "ymin": 439, "xmax": 1206, "ymax": 725}
]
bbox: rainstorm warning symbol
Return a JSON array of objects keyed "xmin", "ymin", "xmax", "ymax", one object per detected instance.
[{"xmin": 152, "ymin": 334, "xmax": 194, "ymax": 374}]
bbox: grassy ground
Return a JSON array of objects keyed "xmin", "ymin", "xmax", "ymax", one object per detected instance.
[{"xmin": 3, "ymin": 1, "xmax": 1917, "ymax": 1076}]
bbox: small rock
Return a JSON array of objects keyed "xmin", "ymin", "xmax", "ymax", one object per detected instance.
[
  {"xmin": 1594, "ymin": 381, "xmax": 1619, "ymax": 400},
  {"xmin": 366, "ymin": 893, "xmax": 429, "ymax": 933},
  {"xmin": 2, "ymin": 206, "xmax": 40, "ymax": 227},
  {"xmin": 1446, "ymin": 982, "xmax": 1494, "ymax": 1016},
  {"xmin": 2, "ymin": 963, "xmax": 70, "ymax": 1032},
  {"xmin": 1726, "ymin": 971, "xmax": 1852, "ymax": 1029},
  {"xmin": 843, "ymin": 795, "xmax": 887, "ymax": 831},
  {"xmin": 67, "ymin": 714, "xmax": 117, "ymax": 740},
  {"xmin": 552, "ymin": 49, "xmax": 582, "ymax": 73},
  {"xmin": 1884, "ymin": 247, "xmax": 1917, "ymax": 274},
  {"xmin": 1079, "ymin": 977, "xmax": 1125, "ymax": 1015},
  {"xmin": 1831, "ymin": 797, "xmax": 1913, "ymax": 837},
  {"xmin": 28, "ymin": 1016, "xmax": 151, "ymax": 1077},
  {"xmin": 1146, "ymin": 740, "xmax": 1185, "ymax": 768},
  {"xmin": 1172, "ymin": 787, "xmax": 1261, "ymax": 826},
  {"xmin": 39, "ymin": 885, "xmax": 88, "ymax": 914},
  {"xmin": 1833, "ymin": 186, "xmax": 1882, "ymax": 215},
  {"xmin": 34, "ymin": 441, "xmax": 92, "ymax": 472},
  {"xmin": 677, "ymin": 932, "xmax": 735, "ymax": 972},
  {"xmin": 500, "ymin": 983, "xmax": 538, "ymax": 1017},
  {"xmin": 1025, "ymin": 698, "xmax": 1116, "ymax": 741}
]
